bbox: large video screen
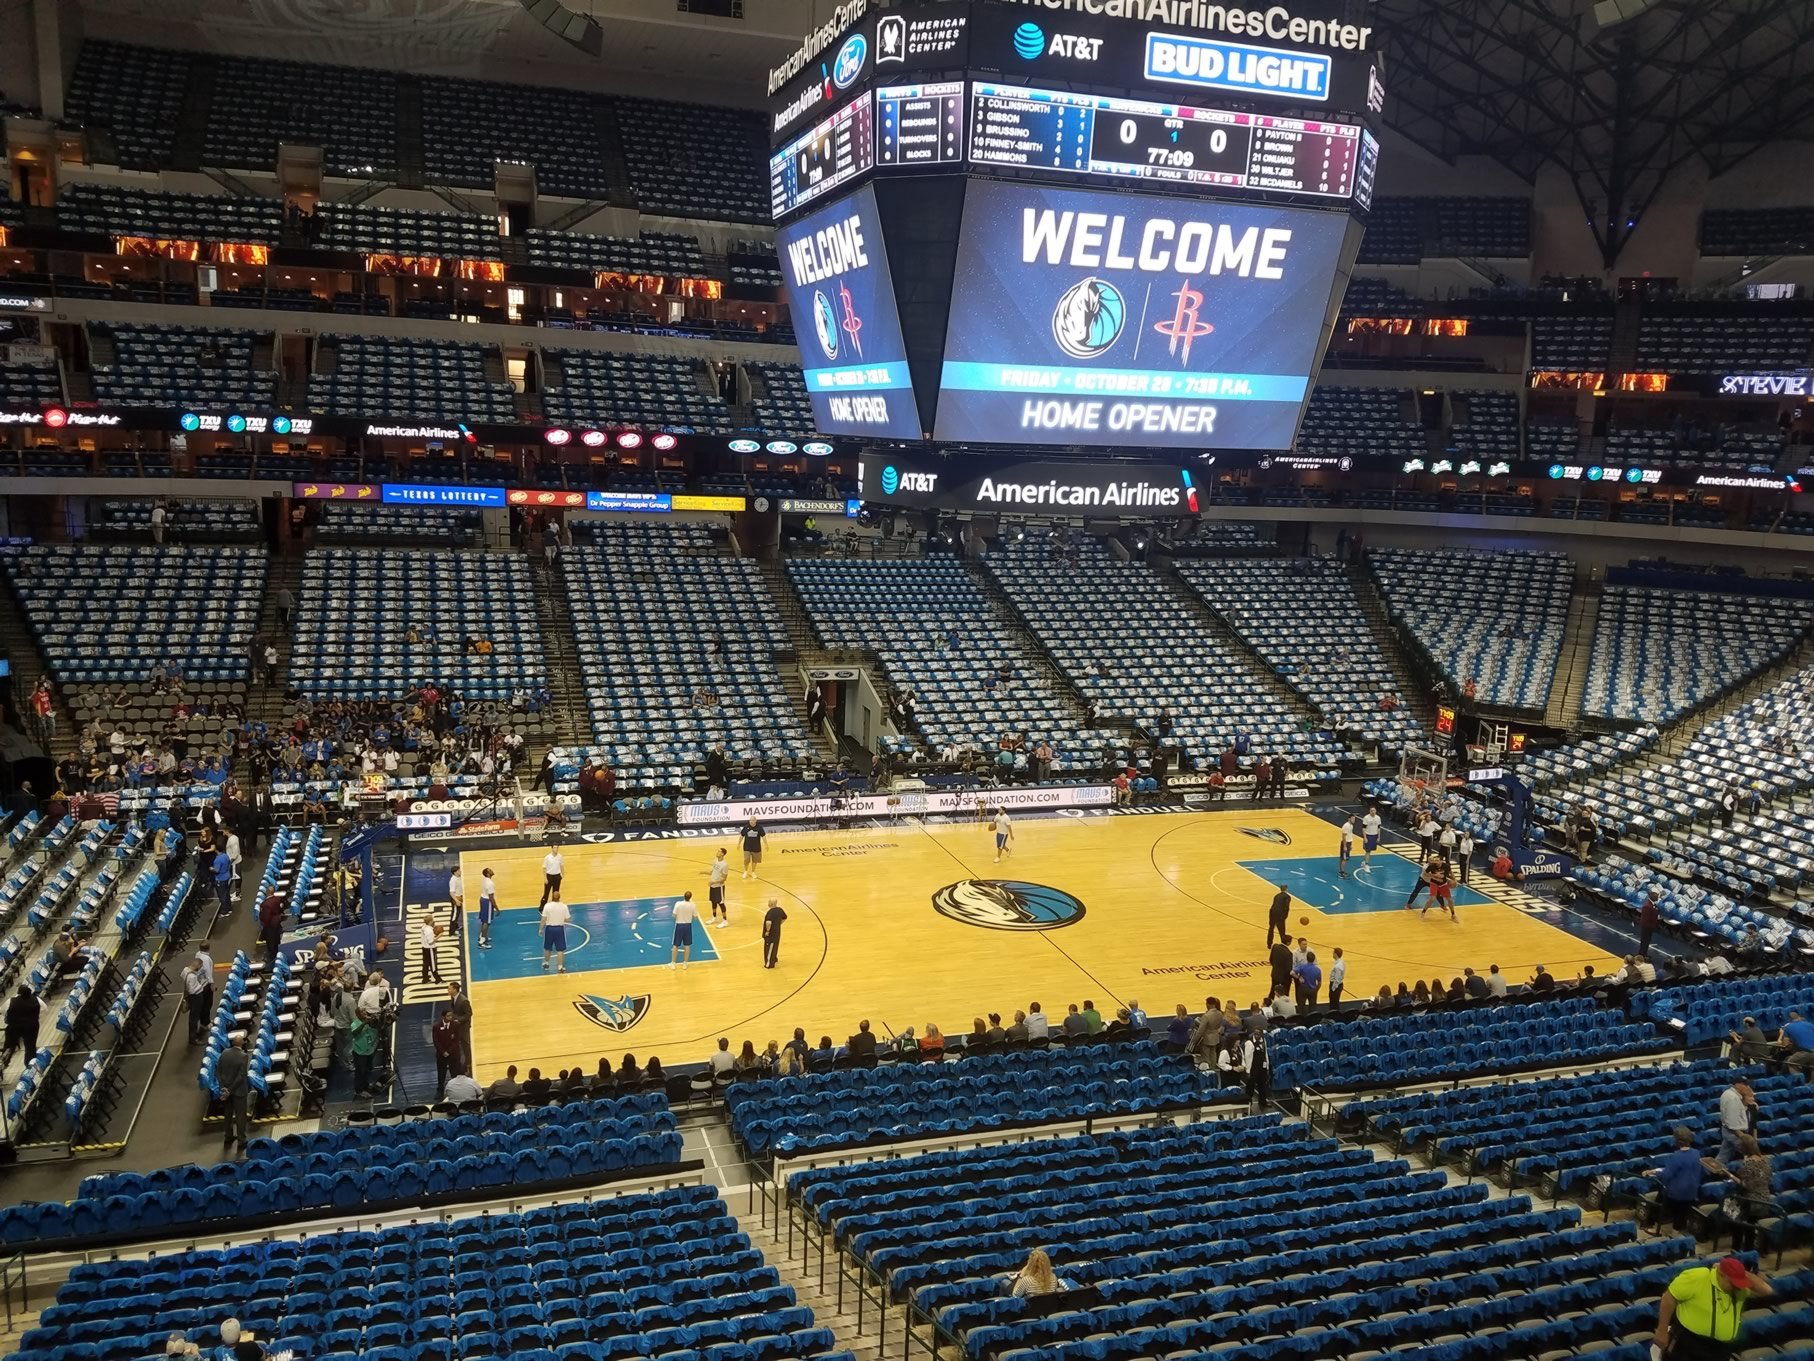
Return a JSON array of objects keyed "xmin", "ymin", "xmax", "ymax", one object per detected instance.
[
  {"xmin": 774, "ymin": 184, "xmax": 922, "ymax": 439},
  {"xmin": 934, "ymin": 181, "xmax": 1347, "ymax": 449}
]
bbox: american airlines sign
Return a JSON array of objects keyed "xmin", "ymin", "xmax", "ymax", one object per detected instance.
[{"xmin": 998, "ymin": 0, "xmax": 1376, "ymax": 52}]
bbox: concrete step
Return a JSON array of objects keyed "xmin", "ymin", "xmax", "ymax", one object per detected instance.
[{"xmin": 1542, "ymin": 589, "xmax": 1599, "ymax": 730}]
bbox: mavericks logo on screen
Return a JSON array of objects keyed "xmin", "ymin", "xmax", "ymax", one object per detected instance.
[
  {"xmin": 812, "ymin": 290, "xmax": 841, "ymax": 361},
  {"xmin": 932, "ymin": 879, "xmax": 1086, "ymax": 931},
  {"xmin": 1052, "ymin": 277, "xmax": 1127, "ymax": 359}
]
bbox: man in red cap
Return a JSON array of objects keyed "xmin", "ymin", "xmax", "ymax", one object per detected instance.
[{"xmin": 1654, "ymin": 1256, "xmax": 1771, "ymax": 1358}]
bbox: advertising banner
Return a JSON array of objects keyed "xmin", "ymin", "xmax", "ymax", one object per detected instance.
[
  {"xmin": 676, "ymin": 782, "xmax": 1113, "ymax": 826},
  {"xmin": 966, "ymin": 2, "xmax": 1383, "ymax": 113},
  {"xmin": 775, "ymin": 183, "xmax": 923, "ymax": 439},
  {"xmin": 933, "ymin": 180, "xmax": 1346, "ymax": 449},
  {"xmin": 858, "ymin": 450, "xmax": 1206, "ymax": 515}
]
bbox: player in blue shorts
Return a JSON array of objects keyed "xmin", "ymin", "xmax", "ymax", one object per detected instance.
[
  {"xmin": 669, "ymin": 891, "xmax": 699, "ymax": 970},
  {"xmin": 1360, "ymin": 807, "xmax": 1382, "ymax": 867},
  {"xmin": 540, "ymin": 893, "xmax": 571, "ymax": 973},
  {"xmin": 993, "ymin": 808, "xmax": 1014, "ymax": 863}
]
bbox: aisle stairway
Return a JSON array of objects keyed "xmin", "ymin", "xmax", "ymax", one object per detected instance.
[
  {"xmin": 758, "ymin": 558, "xmax": 847, "ymax": 762},
  {"xmin": 733, "ymin": 1204, "xmax": 889, "ymax": 1361},
  {"xmin": 527, "ymin": 553, "xmax": 589, "ymax": 751},
  {"xmin": 1347, "ymin": 565, "xmax": 1438, "ymax": 739},
  {"xmin": 1543, "ymin": 588, "xmax": 1601, "ymax": 731},
  {"xmin": 0, "ymin": 569, "xmax": 63, "ymax": 756}
]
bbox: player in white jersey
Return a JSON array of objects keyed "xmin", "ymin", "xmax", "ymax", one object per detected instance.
[
  {"xmin": 669, "ymin": 891, "xmax": 699, "ymax": 969},
  {"xmin": 1337, "ymin": 818, "xmax": 1356, "ymax": 878},
  {"xmin": 993, "ymin": 809, "xmax": 1014, "ymax": 863},
  {"xmin": 707, "ymin": 848, "xmax": 731, "ymax": 926},
  {"xmin": 1360, "ymin": 808, "xmax": 1382, "ymax": 868}
]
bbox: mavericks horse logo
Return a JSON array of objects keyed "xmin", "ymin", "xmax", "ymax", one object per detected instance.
[
  {"xmin": 575, "ymin": 993, "xmax": 652, "ymax": 1033},
  {"xmin": 932, "ymin": 880, "xmax": 1085, "ymax": 932},
  {"xmin": 1238, "ymin": 827, "xmax": 1293, "ymax": 845},
  {"xmin": 1051, "ymin": 277, "xmax": 1126, "ymax": 360}
]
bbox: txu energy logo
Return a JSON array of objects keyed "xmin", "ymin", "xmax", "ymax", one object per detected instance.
[{"xmin": 1014, "ymin": 22, "xmax": 1045, "ymax": 58}]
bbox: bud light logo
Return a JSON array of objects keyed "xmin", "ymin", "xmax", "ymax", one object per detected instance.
[
  {"xmin": 832, "ymin": 33, "xmax": 867, "ymax": 89},
  {"xmin": 880, "ymin": 465, "xmax": 900, "ymax": 495},
  {"xmin": 1013, "ymin": 22, "xmax": 1045, "ymax": 59}
]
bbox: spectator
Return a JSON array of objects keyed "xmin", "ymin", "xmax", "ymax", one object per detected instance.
[
  {"xmin": 521, "ymin": 1067, "xmax": 552, "ymax": 1101},
  {"xmin": 1326, "ymin": 947, "xmax": 1345, "ymax": 1007},
  {"xmin": 445, "ymin": 1070, "xmax": 482, "ymax": 1103},
  {"xmin": 1529, "ymin": 964, "xmax": 1555, "ymax": 992},
  {"xmin": 1062, "ymin": 1004, "xmax": 1087, "ymax": 1037},
  {"xmin": 1268, "ymin": 990, "xmax": 1297, "ymax": 1019},
  {"xmin": 1776, "ymin": 1009, "xmax": 1814, "ymax": 1082},
  {"xmin": 1166, "ymin": 1003, "xmax": 1192, "ymax": 1049},
  {"xmin": 1008, "ymin": 1247, "xmax": 1065, "ymax": 1298},
  {"xmin": 216, "ymin": 1033, "xmax": 250, "ymax": 1154},
  {"xmin": 1026, "ymin": 1001, "xmax": 1049, "ymax": 1039},
  {"xmin": 1644, "ymin": 1125, "xmax": 1715, "ymax": 1235},
  {"xmin": 219, "ymin": 1317, "xmax": 263, "ymax": 1361},
  {"xmin": 1638, "ymin": 885, "xmax": 1662, "ymax": 955},
  {"xmin": 1189, "ymin": 998, "xmax": 1224, "ymax": 1060},
  {"xmin": 1462, "ymin": 967, "xmax": 1488, "ymax": 999},
  {"xmin": 733, "ymin": 1040, "xmax": 763, "ymax": 1073},
  {"xmin": 708, "ymin": 1038, "xmax": 736, "ymax": 1075},
  {"xmin": 487, "ymin": 1064, "xmax": 521, "ymax": 1102},
  {"xmin": 1727, "ymin": 1015, "xmax": 1772, "ymax": 1062},
  {"xmin": 1006, "ymin": 1010, "xmax": 1029, "ymax": 1043},
  {"xmin": 1719, "ymin": 1133, "xmax": 1774, "ymax": 1252},
  {"xmin": 848, "ymin": 1019, "xmax": 878, "ymax": 1058},
  {"xmin": 1717, "ymin": 1078, "xmax": 1757, "ymax": 1163},
  {"xmin": 1654, "ymin": 1257, "xmax": 1771, "ymax": 1358},
  {"xmin": 919, "ymin": 1023, "xmax": 944, "ymax": 1056},
  {"xmin": 1485, "ymin": 963, "xmax": 1508, "ymax": 998},
  {"xmin": 986, "ymin": 1012, "xmax": 1007, "ymax": 1043},
  {"xmin": 1080, "ymin": 999, "xmax": 1104, "ymax": 1033},
  {"xmin": 2, "ymin": 984, "xmax": 40, "ymax": 1067},
  {"xmin": 1293, "ymin": 950, "xmax": 1322, "ymax": 1007},
  {"xmin": 181, "ymin": 948, "xmax": 215, "ymax": 1045}
]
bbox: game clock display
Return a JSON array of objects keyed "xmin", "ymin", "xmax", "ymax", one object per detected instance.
[{"xmin": 970, "ymin": 82, "xmax": 1362, "ymax": 199}]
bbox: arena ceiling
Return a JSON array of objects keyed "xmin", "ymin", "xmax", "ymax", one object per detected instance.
[
  {"xmin": 1370, "ymin": 0, "xmax": 1814, "ymax": 263},
  {"xmin": 73, "ymin": 0, "xmax": 1814, "ymax": 262},
  {"xmin": 73, "ymin": 0, "xmax": 822, "ymax": 104}
]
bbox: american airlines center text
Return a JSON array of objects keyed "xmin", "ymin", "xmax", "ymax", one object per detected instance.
[{"xmin": 999, "ymin": 0, "xmax": 1374, "ymax": 51}]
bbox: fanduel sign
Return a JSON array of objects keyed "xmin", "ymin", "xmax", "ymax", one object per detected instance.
[
  {"xmin": 768, "ymin": 0, "xmax": 869, "ymax": 94},
  {"xmin": 1000, "ymin": 0, "xmax": 1373, "ymax": 51}
]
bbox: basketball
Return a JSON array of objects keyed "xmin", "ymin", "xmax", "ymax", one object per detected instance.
[{"xmin": 1299, "ymin": 915, "xmax": 1309, "ymax": 926}]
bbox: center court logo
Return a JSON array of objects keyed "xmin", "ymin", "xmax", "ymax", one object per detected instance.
[
  {"xmin": 575, "ymin": 992, "xmax": 652, "ymax": 1033},
  {"xmin": 932, "ymin": 879, "xmax": 1086, "ymax": 931},
  {"xmin": 1052, "ymin": 277, "xmax": 1126, "ymax": 359},
  {"xmin": 1237, "ymin": 827, "xmax": 1293, "ymax": 845}
]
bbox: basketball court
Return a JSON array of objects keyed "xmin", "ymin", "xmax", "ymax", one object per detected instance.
[{"xmin": 440, "ymin": 807, "xmax": 1625, "ymax": 1081}]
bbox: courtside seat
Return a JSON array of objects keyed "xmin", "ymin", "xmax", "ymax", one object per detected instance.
[{"xmin": 1267, "ymin": 997, "xmax": 1674, "ymax": 1092}]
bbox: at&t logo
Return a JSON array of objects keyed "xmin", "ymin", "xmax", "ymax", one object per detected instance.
[
  {"xmin": 880, "ymin": 464, "xmax": 899, "ymax": 494},
  {"xmin": 879, "ymin": 465, "xmax": 937, "ymax": 495},
  {"xmin": 1013, "ymin": 22, "xmax": 1044, "ymax": 57}
]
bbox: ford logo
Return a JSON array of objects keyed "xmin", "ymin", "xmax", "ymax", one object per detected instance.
[
  {"xmin": 832, "ymin": 33, "xmax": 867, "ymax": 88},
  {"xmin": 728, "ymin": 438, "xmax": 761, "ymax": 454}
]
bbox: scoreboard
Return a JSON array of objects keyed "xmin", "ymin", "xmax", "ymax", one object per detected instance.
[
  {"xmin": 968, "ymin": 82, "xmax": 1363, "ymax": 200},
  {"xmin": 765, "ymin": 0, "xmax": 1375, "ymax": 452},
  {"xmin": 771, "ymin": 90, "xmax": 876, "ymax": 221}
]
